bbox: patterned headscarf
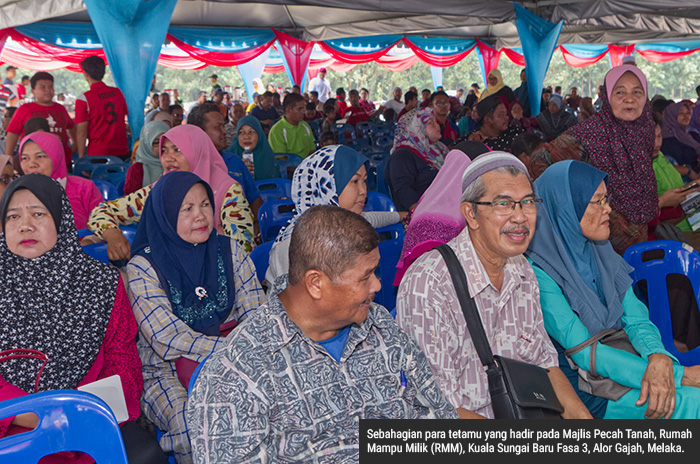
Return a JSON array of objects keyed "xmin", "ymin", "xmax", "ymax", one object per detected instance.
[
  {"xmin": 391, "ymin": 107, "xmax": 449, "ymax": 170},
  {"xmin": 0, "ymin": 174, "xmax": 118, "ymax": 392},
  {"xmin": 566, "ymin": 65, "xmax": 657, "ymax": 224},
  {"xmin": 273, "ymin": 145, "xmax": 367, "ymax": 245}
]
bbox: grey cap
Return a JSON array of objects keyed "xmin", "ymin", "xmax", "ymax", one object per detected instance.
[{"xmin": 461, "ymin": 152, "xmax": 529, "ymax": 202}]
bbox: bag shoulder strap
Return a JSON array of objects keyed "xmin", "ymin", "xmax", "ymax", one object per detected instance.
[
  {"xmin": 434, "ymin": 244, "xmax": 496, "ymax": 368},
  {"xmin": 564, "ymin": 328, "xmax": 618, "ymax": 357}
]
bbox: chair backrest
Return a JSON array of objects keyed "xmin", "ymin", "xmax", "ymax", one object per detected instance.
[
  {"xmin": 275, "ymin": 153, "xmax": 303, "ymax": 180},
  {"xmin": 250, "ymin": 240, "xmax": 274, "ymax": 286},
  {"xmin": 0, "ymin": 390, "xmax": 128, "ymax": 464},
  {"xmin": 363, "ymin": 191, "xmax": 397, "ymax": 213},
  {"xmin": 258, "ymin": 199, "xmax": 296, "ymax": 242},
  {"xmin": 72, "ymin": 156, "xmax": 125, "ymax": 178},
  {"xmin": 91, "ymin": 164, "xmax": 129, "ymax": 186},
  {"xmin": 623, "ymin": 239, "xmax": 700, "ymax": 366},
  {"xmin": 255, "ymin": 178, "xmax": 292, "ymax": 203},
  {"xmin": 374, "ymin": 223, "xmax": 405, "ymax": 310},
  {"xmin": 92, "ymin": 179, "xmax": 120, "ymax": 201},
  {"xmin": 82, "ymin": 225, "xmax": 137, "ymax": 267},
  {"xmin": 335, "ymin": 123, "xmax": 356, "ymax": 140}
]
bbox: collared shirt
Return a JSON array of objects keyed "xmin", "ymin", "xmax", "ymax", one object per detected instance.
[
  {"xmin": 397, "ymin": 227, "xmax": 558, "ymax": 418},
  {"xmin": 187, "ymin": 294, "xmax": 457, "ymax": 463}
]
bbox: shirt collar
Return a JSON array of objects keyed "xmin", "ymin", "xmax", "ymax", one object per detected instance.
[
  {"xmin": 451, "ymin": 227, "xmax": 528, "ymax": 300},
  {"xmin": 267, "ymin": 294, "xmax": 387, "ymax": 357}
]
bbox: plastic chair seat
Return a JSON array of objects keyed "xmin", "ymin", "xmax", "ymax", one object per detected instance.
[
  {"xmin": 374, "ymin": 223, "xmax": 405, "ymax": 310},
  {"xmin": 623, "ymin": 239, "xmax": 700, "ymax": 366},
  {"xmin": 363, "ymin": 191, "xmax": 397, "ymax": 212},
  {"xmin": 91, "ymin": 164, "xmax": 129, "ymax": 186},
  {"xmin": 0, "ymin": 390, "xmax": 128, "ymax": 463},
  {"xmin": 250, "ymin": 240, "xmax": 274, "ymax": 286},
  {"xmin": 255, "ymin": 178, "xmax": 292, "ymax": 203},
  {"xmin": 92, "ymin": 179, "xmax": 120, "ymax": 201},
  {"xmin": 274, "ymin": 153, "xmax": 303, "ymax": 180},
  {"xmin": 72, "ymin": 156, "xmax": 125, "ymax": 178},
  {"xmin": 258, "ymin": 199, "xmax": 296, "ymax": 242}
]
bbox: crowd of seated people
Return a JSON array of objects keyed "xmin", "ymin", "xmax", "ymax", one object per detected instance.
[{"xmin": 7, "ymin": 58, "xmax": 700, "ymax": 464}]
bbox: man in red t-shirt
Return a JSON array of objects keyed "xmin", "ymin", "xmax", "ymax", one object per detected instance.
[
  {"xmin": 5, "ymin": 72, "xmax": 75, "ymax": 165},
  {"xmin": 75, "ymin": 56, "xmax": 129, "ymax": 159}
]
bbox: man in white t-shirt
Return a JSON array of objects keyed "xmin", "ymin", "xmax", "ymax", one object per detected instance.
[
  {"xmin": 308, "ymin": 68, "xmax": 332, "ymax": 103},
  {"xmin": 383, "ymin": 87, "xmax": 405, "ymax": 114}
]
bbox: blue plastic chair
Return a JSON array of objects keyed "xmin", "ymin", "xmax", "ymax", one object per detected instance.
[
  {"xmin": 92, "ymin": 179, "xmax": 120, "ymax": 201},
  {"xmin": 258, "ymin": 199, "xmax": 295, "ymax": 242},
  {"xmin": 0, "ymin": 390, "xmax": 128, "ymax": 463},
  {"xmin": 356, "ymin": 121, "xmax": 376, "ymax": 138},
  {"xmin": 363, "ymin": 191, "xmax": 397, "ymax": 213},
  {"xmin": 274, "ymin": 153, "xmax": 303, "ymax": 180},
  {"xmin": 255, "ymin": 178, "xmax": 292, "ymax": 203},
  {"xmin": 188, "ymin": 353, "xmax": 213, "ymax": 395},
  {"xmin": 72, "ymin": 155, "xmax": 125, "ymax": 178},
  {"xmin": 374, "ymin": 223, "xmax": 405, "ymax": 310},
  {"xmin": 81, "ymin": 224, "xmax": 138, "ymax": 267},
  {"xmin": 335, "ymin": 123, "xmax": 356, "ymax": 141},
  {"xmin": 623, "ymin": 240, "xmax": 700, "ymax": 366},
  {"xmin": 250, "ymin": 240, "xmax": 274, "ymax": 285},
  {"xmin": 91, "ymin": 164, "xmax": 129, "ymax": 186},
  {"xmin": 307, "ymin": 119, "xmax": 322, "ymax": 140}
]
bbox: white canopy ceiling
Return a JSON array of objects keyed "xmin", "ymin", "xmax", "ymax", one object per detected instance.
[{"xmin": 3, "ymin": 0, "xmax": 700, "ymax": 48}]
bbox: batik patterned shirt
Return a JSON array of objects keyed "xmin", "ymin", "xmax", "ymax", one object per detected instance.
[
  {"xmin": 187, "ymin": 295, "xmax": 457, "ymax": 463},
  {"xmin": 396, "ymin": 227, "xmax": 558, "ymax": 418}
]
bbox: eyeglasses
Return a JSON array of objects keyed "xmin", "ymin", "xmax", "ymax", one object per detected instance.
[
  {"xmin": 470, "ymin": 198, "xmax": 542, "ymax": 215},
  {"xmin": 589, "ymin": 194, "xmax": 610, "ymax": 208},
  {"xmin": 433, "ymin": 101, "xmax": 450, "ymax": 107}
]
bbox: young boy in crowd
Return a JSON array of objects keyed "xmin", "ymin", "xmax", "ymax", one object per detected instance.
[{"xmin": 5, "ymin": 72, "xmax": 75, "ymax": 165}]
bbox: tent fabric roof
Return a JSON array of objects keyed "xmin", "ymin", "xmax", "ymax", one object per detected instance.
[{"xmin": 4, "ymin": 0, "xmax": 700, "ymax": 48}]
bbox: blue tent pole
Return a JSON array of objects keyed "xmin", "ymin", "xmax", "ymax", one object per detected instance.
[
  {"xmin": 429, "ymin": 66, "xmax": 443, "ymax": 90},
  {"xmin": 514, "ymin": 2, "xmax": 563, "ymax": 117},
  {"xmin": 83, "ymin": 0, "xmax": 178, "ymax": 146}
]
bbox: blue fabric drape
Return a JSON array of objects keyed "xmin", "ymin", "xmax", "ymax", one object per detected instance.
[
  {"xmin": 83, "ymin": 0, "xmax": 178, "ymax": 148},
  {"xmin": 238, "ymin": 48, "xmax": 271, "ymax": 103},
  {"xmin": 15, "ymin": 22, "xmax": 103, "ymax": 49},
  {"xmin": 430, "ymin": 66, "xmax": 443, "ymax": 90},
  {"xmin": 407, "ymin": 36, "xmax": 476, "ymax": 55},
  {"xmin": 323, "ymin": 35, "xmax": 402, "ymax": 55},
  {"xmin": 514, "ymin": 2, "xmax": 563, "ymax": 117}
]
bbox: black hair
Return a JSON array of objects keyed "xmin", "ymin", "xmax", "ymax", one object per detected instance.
[
  {"xmin": 511, "ymin": 132, "xmax": 545, "ymax": 159},
  {"xmin": 430, "ymin": 90, "xmax": 449, "ymax": 103},
  {"xmin": 288, "ymin": 205, "xmax": 378, "ymax": 285},
  {"xmin": 80, "ymin": 56, "xmax": 106, "ymax": 81},
  {"xmin": 30, "ymin": 72, "xmax": 53, "ymax": 89},
  {"xmin": 283, "ymin": 92, "xmax": 305, "ymax": 111},
  {"xmin": 23, "ymin": 117, "xmax": 50, "ymax": 135},
  {"xmin": 404, "ymin": 91, "xmax": 417, "ymax": 104},
  {"xmin": 186, "ymin": 102, "xmax": 220, "ymax": 129}
]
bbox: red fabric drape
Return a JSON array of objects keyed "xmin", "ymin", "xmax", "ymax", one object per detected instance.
[
  {"xmin": 608, "ymin": 44, "xmax": 636, "ymax": 67},
  {"xmin": 560, "ymin": 45, "xmax": 609, "ymax": 67},
  {"xmin": 9, "ymin": 29, "xmax": 106, "ymax": 64},
  {"xmin": 166, "ymin": 33, "xmax": 275, "ymax": 66},
  {"xmin": 476, "ymin": 39, "xmax": 501, "ymax": 78},
  {"xmin": 318, "ymin": 39, "xmax": 399, "ymax": 64},
  {"xmin": 273, "ymin": 29, "xmax": 313, "ymax": 86},
  {"xmin": 157, "ymin": 53, "xmax": 208, "ymax": 70},
  {"xmin": 502, "ymin": 47, "xmax": 525, "ymax": 66},
  {"xmin": 404, "ymin": 38, "xmax": 475, "ymax": 67},
  {"xmin": 636, "ymin": 48, "xmax": 700, "ymax": 63},
  {"xmin": 376, "ymin": 54, "xmax": 418, "ymax": 72}
]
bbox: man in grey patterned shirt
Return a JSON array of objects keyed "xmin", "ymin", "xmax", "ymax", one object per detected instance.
[{"xmin": 187, "ymin": 206, "xmax": 457, "ymax": 463}]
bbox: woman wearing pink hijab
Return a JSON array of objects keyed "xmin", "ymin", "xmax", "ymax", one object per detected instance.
[
  {"xmin": 87, "ymin": 125, "xmax": 255, "ymax": 261},
  {"xmin": 19, "ymin": 131, "xmax": 103, "ymax": 230}
]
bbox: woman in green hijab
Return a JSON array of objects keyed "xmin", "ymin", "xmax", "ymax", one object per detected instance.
[
  {"xmin": 124, "ymin": 121, "xmax": 170, "ymax": 194},
  {"xmin": 227, "ymin": 115, "xmax": 279, "ymax": 181}
]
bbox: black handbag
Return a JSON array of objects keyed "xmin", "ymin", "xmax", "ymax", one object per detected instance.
[{"xmin": 435, "ymin": 244, "xmax": 564, "ymax": 419}]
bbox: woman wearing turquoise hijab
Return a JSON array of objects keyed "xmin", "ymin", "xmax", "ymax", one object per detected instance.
[
  {"xmin": 227, "ymin": 115, "xmax": 278, "ymax": 181},
  {"xmin": 526, "ymin": 160, "xmax": 700, "ymax": 420}
]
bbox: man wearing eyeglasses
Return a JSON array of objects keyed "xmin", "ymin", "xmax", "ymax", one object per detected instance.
[
  {"xmin": 397, "ymin": 152, "xmax": 592, "ymax": 420},
  {"xmin": 431, "ymin": 90, "xmax": 458, "ymax": 144}
]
